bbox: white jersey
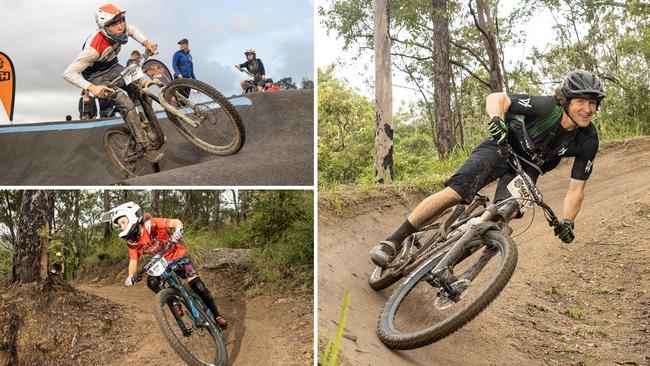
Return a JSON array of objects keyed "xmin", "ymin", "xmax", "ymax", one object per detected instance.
[{"xmin": 63, "ymin": 25, "xmax": 147, "ymax": 90}]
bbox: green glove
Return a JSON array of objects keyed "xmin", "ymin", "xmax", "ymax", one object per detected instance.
[
  {"xmin": 488, "ymin": 116, "xmax": 508, "ymax": 144},
  {"xmin": 555, "ymin": 219, "xmax": 575, "ymax": 244}
]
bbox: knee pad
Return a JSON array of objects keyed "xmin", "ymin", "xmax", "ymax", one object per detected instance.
[{"xmin": 147, "ymin": 276, "xmax": 161, "ymax": 293}]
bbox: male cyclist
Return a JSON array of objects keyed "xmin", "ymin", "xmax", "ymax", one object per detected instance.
[
  {"xmin": 63, "ymin": 3, "xmax": 163, "ymax": 163},
  {"xmin": 370, "ymin": 70, "xmax": 605, "ymax": 268},
  {"xmin": 235, "ymin": 49, "xmax": 266, "ymax": 93},
  {"xmin": 101, "ymin": 202, "xmax": 228, "ymax": 329}
]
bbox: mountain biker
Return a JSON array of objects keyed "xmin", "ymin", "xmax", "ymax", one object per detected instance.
[
  {"xmin": 101, "ymin": 202, "xmax": 228, "ymax": 329},
  {"xmin": 370, "ymin": 69, "xmax": 605, "ymax": 268},
  {"xmin": 235, "ymin": 49, "xmax": 266, "ymax": 93},
  {"xmin": 263, "ymin": 78, "xmax": 281, "ymax": 92},
  {"xmin": 62, "ymin": 3, "xmax": 163, "ymax": 163}
]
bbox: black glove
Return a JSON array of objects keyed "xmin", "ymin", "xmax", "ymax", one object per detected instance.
[
  {"xmin": 554, "ymin": 219, "xmax": 575, "ymax": 244},
  {"xmin": 488, "ymin": 116, "xmax": 508, "ymax": 145}
]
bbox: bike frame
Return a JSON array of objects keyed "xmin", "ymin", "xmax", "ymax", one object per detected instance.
[
  {"xmin": 420, "ymin": 142, "xmax": 562, "ymax": 299},
  {"xmin": 133, "ymin": 241, "xmax": 216, "ymax": 335}
]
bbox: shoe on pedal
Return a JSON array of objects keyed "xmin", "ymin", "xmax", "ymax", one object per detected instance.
[
  {"xmin": 215, "ymin": 316, "xmax": 228, "ymax": 329},
  {"xmin": 369, "ymin": 240, "xmax": 400, "ymax": 269},
  {"xmin": 143, "ymin": 149, "xmax": 164, "ymax": 163}
]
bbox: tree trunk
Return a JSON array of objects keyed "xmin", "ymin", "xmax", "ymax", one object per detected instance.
[
  {"xmin": 150, "ymin": 190, "xmax": 160, "ymax": 216},
  {"xmin": 373, "ymin": 0, "xmax": 393, "ymax": 184},
  {"xmin": 432, "ymin": 0, "xmax": 455, "ymax": 158},
  {"xmin": 182, "ymin": 191, "xmax": 192, "ymax": 220},
  {"xmin": 232, "ymin": 190, "xmax": 240, "ymax": 227},
  {"xmin": 213, "ymin": 191, "xmax": 221, "ymax": 226},
  {"xmin": 472, "ymin": 0, "xmax": 504, "ymax": 92},
  {"xmin": 12, "ymin": 190, "xmax": 54, "ymax": 284},
  {"xmin": 103, "ymin": 190, "xmax": 111, "ymax": 240}
]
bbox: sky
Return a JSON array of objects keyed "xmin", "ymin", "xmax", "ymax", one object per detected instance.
[
  {"xmin": 0, "ymin": 0, "xmax": 314, "ymax": 123},
  {"xmin": 316, "ymin": 0, "xmax": 556, "ymax": 108}
]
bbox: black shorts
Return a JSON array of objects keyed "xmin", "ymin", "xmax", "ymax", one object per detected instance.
[{"xmin": 444, "ymin": 138, "xmax": 541, "ymax": 204}]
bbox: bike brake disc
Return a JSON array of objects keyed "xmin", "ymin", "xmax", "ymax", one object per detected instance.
[{"xmin": 433, "ymin": 279, "xmax": 471, "ymax": 310}]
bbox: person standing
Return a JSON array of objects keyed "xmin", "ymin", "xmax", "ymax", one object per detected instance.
[
  {"xmin": 172, "ymin": 38, "xmax": 195, "ymax": 99},
  {"xmin": 126, "ymin": 50, "xmax": 141, "ymax": 66},
  {"xmin": 78, "ymin": 89, "xmax": 97, "ymax": 119}
]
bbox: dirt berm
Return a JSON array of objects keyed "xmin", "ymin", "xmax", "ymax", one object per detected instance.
[
  {"xmin": 0, "ymin": 249, "xmax": 313, "ymax": 365},
  {"xmin": 318, "ymin": 137, "xmax": 650, "ymax": 366},
  {"xmin": 0, "ymin": 90, "xmax": 313, "ymax": 186}
]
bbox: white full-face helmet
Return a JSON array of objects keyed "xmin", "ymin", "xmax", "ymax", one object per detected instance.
[
  {"xmin": 96, "ymin": 3, "xmax": 128, "ymax": 44},
  {"xmin": 100, "ymin": 201, "xmax": 143, "ymax": 240}
]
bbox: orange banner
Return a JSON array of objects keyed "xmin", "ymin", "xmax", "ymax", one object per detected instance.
[{"xmin": 0, "ymin": 52, "xmax": 16, "ymax": 122}]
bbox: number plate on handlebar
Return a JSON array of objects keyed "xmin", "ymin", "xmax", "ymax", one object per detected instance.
[
  {"xmin": 507, "ymin": 175, "xmax": 534, "ymax": 212},
  {"xmin": 146, "ymin": 257, "xmax": 168, "ymax": 277},
  {"xmin": 123, "ymin": 66, "xmax": 145, "ymax": 86}
]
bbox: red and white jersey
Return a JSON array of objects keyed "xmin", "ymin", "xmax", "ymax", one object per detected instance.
[{"xmin": 63, "ymin": 25, "xmax": 147, "ymax": 90}]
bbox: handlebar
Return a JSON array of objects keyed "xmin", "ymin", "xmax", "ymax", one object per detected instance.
[
  {"xmin": 131, "ymin": 240, "xmax": 177, "ymax": 284},
  {"xmin": 494, "ymin": 139, "xmax": 562, "ymax": 231}
]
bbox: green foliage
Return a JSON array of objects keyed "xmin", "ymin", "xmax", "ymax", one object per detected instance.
[
  {"xmin": 276, "ymin": 77, "xmax": 298, "ymax": 90},
  {"xmin": 321, "ymin": 292, "xmax": 351, "ymax": 366}
]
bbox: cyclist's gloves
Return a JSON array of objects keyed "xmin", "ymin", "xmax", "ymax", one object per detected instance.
[
  {"xmin": 555, "ymin": 219, "xmax": 575, "ymax": 244},
  {"xmin": 488, "ymin": 116, "xmax": 508, "ymax": 145},
  {"xmin": 172, "ymin": 228, "xmax": 185, "ymax": 242}
]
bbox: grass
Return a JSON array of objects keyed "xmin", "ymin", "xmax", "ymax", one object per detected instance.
[
  {"xmin": 547, "ymin": 286, "xmax": 559, "ymax": 295},
  {"xmin": 566, "ymin": 308, "xmax": 586, "ymax": 320},
  {"xmin": 592, "ymin": 283, "xmax": 609, "ymax": 294},
  {"xmin": 586, "ymin": 327, "xmax": 604, "ymax": 338},
  {"xmin": 563, "ymin": 344, "xmax": 577, "ymax": 354},
  {"xmin": 321, "ymin": 292, "xmax": 351, "ymax": 366}
]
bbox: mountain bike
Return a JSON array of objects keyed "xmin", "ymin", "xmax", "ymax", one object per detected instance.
[
  {"xmin": 238, "ymin": 68, "xmax": 258, "ymax": 94},
  {"xmin": 374, "ymin": 141, "xmax": 563, "ymax": 350},
  {"xmin": 131, "ymin": 241, "xmax": 228, "ymax": 366},
  {"xmin": 103, "ymin": 50, "xmax": 246, "ymax": 178}
]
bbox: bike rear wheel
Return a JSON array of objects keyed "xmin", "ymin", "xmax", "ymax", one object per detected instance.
[
  {"xmin": 377, "ymin": 230, "xmax": 517, "ymax": 349},
  {"xmin": 103, "ymin": 126, "xmax": 159, "ymax": 178},
  {"xmin": 162, "ymin": 79, "xmax": 245, "ymax": 156},
  {"xmin": 154, "ymin": 287, "xmax": 228, "ymax": 366}
]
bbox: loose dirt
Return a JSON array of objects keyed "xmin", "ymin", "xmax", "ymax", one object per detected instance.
[
  {"xmin": 0, "ymin": 264, "xmax": 313, "ymax": 365},
  {"xmin": 318, "ymin": 137, "xmax": 650, "ymax": 366}
]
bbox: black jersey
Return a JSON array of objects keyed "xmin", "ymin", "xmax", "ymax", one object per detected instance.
[{"xmin": 505, "ymin": 94, "xmax": 598, "ymax": 180}]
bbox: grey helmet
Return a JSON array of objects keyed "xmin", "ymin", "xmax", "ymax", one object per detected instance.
[{"xmin": 561, "ymin": 69, "xmax": 605, "ymax": 104}]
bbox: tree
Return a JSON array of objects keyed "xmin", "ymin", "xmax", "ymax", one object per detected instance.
[
  {"xmin": 432, "ymin": 0, "xmax": 455, "ymax": 158},
  {"xmin": 374, "ymin": 0, "xmax": 394, "ymax": 184},
  {"xmin": 103, "ymin": 190, "xmax": 111, "ymax": 240},
  {"xmin": 231, "ymin": 190, "xmax": 240, "ymax": 227},
  {"xmin": 12, "ymin": 190, "xmax": 54, "ymax": 284},
  {"xmin": 276, "ymin": 77, "xmax": 298, "ymax": 90},
  {"xmin": 301, "ymin": 78, "xmax": 314, "ymax": 89},
  {"xmin": 150, "ymin": 190, "xmax": 160, "ymax": 216}
]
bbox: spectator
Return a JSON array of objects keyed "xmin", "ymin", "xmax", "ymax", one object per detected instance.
[
  {"xmin": 126, "ymin": 50, "xmax": 141, "ymax": 66},
  {"xmin": 65, "ymin": 115, "xmax": 72, "ymax": 121},
  {"xmin": 263, "ymin": 78, "xmax": 281, "ymax": 92},
  {"xmin": 172, "ymin": 38, "xmax": 195, "ymax": 99},
  {"xmin": 78, "ymin": 89, "xmax": 97, "ymax": 120},
  {"xmin": 99, "ymin": 98, "xmax": 117, "ymax": 118}
]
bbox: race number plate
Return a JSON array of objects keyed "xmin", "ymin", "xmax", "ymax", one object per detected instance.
[
  {"xmin": 507, "ymin": 175, "xmax": 534, "ymax": 212},
  {"xmin": 147, "ymin": 257, "xmax": 168, "ymax": 276},
  {"xmin": 123, "ymin": 67, "xmax": 145, "ymax": 86}
]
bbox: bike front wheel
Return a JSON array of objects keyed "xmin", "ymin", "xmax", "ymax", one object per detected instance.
[
  {"xmin": 103, "ymin": 126, "xmax": 160, "ymax": 178},
  {"xmin": 154, "ymin": 287, "xmax": 228, "ymax": 366},
  {"xmin": 162, "ymin": 79, "xmax": 245, "ymax": 156},
  {"xmin": 377, "ymin": 230, "xmax": 517, "ymax": 349}
]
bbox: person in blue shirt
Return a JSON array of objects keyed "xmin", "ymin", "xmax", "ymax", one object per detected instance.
[{"xmin": 172, "ymin": 38, "xmax": 195, "ymax": 98}]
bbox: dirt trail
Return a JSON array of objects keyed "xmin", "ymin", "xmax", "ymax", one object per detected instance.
[
  {"xmin": 76, "ymin": 270, "xmax": 312, "ymax": 366},
  {"xmin": 318, "ymin": 138, "xmax": 650, "ymax": 366}
]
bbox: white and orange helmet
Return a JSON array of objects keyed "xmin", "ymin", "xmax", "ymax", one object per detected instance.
[
  {"xmin": 100, "ymin": 201, "xmax": 143, "ymax": 240},
  {"xmin": 95, "ymin": 3, "xmax": 128, "ymax": 44}
]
